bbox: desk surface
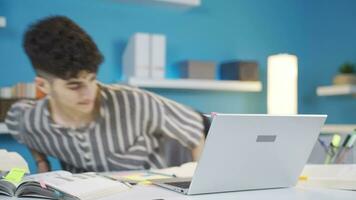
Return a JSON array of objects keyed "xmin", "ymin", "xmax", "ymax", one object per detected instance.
[{"xmin": 1, "ymin": 185, "xmax": 355, "ymax": 200}]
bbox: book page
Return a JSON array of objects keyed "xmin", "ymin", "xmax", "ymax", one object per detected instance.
[
  {"xmin": 300, "ymin": 164, "xmax": 356, "ymax": 179},
  {"xmin": 150, "ymin": 162, "xmax": 197, "ymax": 178},
  {"xmin": 15, "ymin": 171, "xmax": 130, "ymax": 199},
  {"xmin": 0, "ymin": 179, "xmax": 16, "ymax": 196},
  {"xmin": 42, "ymin": 173, "xmax": 130, "ymax": 200}
]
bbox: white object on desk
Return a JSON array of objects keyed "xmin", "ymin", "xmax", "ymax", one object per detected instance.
[
  {"xmin": 0, "ymin": 149, "xmax": 29, "ymax": 173},
  {"xmin": 0, "ymin": 123, "xmax": 8, "ymax": 134},
  {"xmin": 298, "ymin": 164, "xmax": 356, "ymax": 190}
]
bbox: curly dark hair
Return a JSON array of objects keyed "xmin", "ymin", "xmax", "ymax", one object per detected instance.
[{"xmin": 23, "ymin": 16, "xmax": 103, "ymax": 80}]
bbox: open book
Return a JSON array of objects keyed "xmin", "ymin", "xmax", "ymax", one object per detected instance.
[
  {"xmin": 298, "ymin": 164, "xmax": 356, "ymax": 190},
  {"xmin": 0, "ymin": 171, "xmax": 130, "ymax": 199}
]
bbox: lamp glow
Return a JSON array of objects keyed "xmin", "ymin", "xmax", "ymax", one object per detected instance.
[{"xmin": 267, "ymin": 54, "xmax": 298, "ymax": 115}]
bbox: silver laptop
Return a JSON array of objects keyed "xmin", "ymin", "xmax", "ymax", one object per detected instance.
[{"xmin": 153, "ymin": 114, "xmax": 327, "ymax": 195}]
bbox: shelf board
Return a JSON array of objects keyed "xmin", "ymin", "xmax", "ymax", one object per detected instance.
[
  {"xmin": 126, "ymin": 78, "xmax": 262, "ymax": 92},
  {"xmin": 316, "ymin": 85, "xmax": 356, "ymax": 96},
  {"xmin": 115, "ymin": 0, "xmax": 201, "ymax": 8},
  {"xmin": 320, "ymin": 124, "xmax": 356, "ymax": 135},
  {"xmin": 0, "ymin": 123, "xmax": 8, "ymax": 134}
]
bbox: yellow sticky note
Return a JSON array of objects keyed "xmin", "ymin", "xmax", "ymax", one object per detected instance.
[
  {"xmin": 4, "ymin": 168, "xmax": 26, "ymax": 184},
  {"xmin": 299, "ymin": 176, "xmax": 308, "ymax": 181},
  {"xmin": 138, "ymin": 180, "xmax": 152, "ymax": 185}
]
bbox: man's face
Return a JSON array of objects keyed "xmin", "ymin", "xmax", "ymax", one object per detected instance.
[{"xmin": 48, "ymin": 72, "xmax": 98, "ymax": 114}]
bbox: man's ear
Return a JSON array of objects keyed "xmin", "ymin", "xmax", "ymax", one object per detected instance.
[{"xmin": 35, "ymin": 76, "xmax": 51, "ymax": 95}]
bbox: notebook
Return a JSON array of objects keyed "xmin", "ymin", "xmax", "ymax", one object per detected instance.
[
  {"xmin": 0, "ymin": 170, "xmax": 130, "ymax": 199},
  {"xmin": 298, "ymin": 164, "xmax": 356, "ymax": 190}
]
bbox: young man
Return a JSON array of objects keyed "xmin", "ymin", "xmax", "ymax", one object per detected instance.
[{"xmin": 5, "ymin": 16, "xmax": 205, "ymax": 173}]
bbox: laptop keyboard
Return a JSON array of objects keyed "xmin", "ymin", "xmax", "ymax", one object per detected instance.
[{"xmin": 165, "ymin": 181, "xmax": 191, "ymax": 189}]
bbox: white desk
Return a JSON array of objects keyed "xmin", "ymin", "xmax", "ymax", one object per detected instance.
[{"xmin": 1, "ymin": 185, "xmax": 355, "ymax": 200}]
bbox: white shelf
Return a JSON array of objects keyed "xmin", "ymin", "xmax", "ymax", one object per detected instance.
[
  {"xmin": 126, "ymin": 78, "xmax": 262, "ymax": 92},
  {"xmin": 320, "ymin": 124, "xmax": 356, "ymax": 135},
  {"xmin": 0, "ymin": 16, "xmax": 6, "ymax": 28},
  {"xmin": 316, "ymin": 85, "xmax": 356, "ymax": 96},
  {"xmin": 0, "ymin": 123, "xmax": 8, "ymax": 134},
  {"xmin": 116, "ymin": 0, "xmax": 200, "ymax": 7}
]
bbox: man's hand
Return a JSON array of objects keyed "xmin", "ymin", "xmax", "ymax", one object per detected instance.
[
  {"xmin": 192, "ymin": 137, "xmax": 205, "ymax": 161},
  {"xmin": 36, "ymin": 160, "xmax": 50, "ymax": 173}
]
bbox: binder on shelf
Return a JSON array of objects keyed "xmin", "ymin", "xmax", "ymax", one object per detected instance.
[
  {"xmin": 123, "ymin": 32, "xmax": 167, "ymax": 80},
  {"xmin": 122, "ymin": 33, "xmax": 151, "ymax": 80},
  {"xmin": 150, "ymin": 34, "xmax": 166, "ymax": 79}
]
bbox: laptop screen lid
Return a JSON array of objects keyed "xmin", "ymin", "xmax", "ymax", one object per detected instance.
[{"xmin": 187, "ymin": 114, "xmax": 327, "ymax": 195}]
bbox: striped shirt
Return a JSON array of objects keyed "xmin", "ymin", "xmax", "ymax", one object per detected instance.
[{"xmin": 5, "ymin": 83, "xmax": 204, "ymax": 172}]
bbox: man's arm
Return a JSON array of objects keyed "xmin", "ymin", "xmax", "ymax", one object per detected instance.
[
  {"xmin": 191, "ymin": 136, "xmax": 205, "ymax": 161},
  {"xmin": 29, "ymin": 148, "xmax": 51, "ymax": 173}
]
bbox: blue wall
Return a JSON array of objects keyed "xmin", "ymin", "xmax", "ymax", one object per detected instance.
[
  {"xmin": 300, "ymin": 0, "xmax": 356, "ymax": 123},
  {"xmin": 0, "ymin": 0, "xmax": 355, "ymax": 173}
]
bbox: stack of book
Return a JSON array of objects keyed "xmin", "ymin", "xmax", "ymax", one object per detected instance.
[
  {"xmin": 122, "ymin": 32, "xmax": 166, "ymax": 80},
  {"xmin": 0, "ymin": 83, "xmax": 44, "ymax": 99}
]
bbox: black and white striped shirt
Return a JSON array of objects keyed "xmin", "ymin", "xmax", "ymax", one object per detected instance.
[{"xmin": 5, "ymin": 83, "xmax": 204, "ymax": 172}]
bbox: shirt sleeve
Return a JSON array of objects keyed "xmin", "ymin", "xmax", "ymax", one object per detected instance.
[
  {"xmin": 4, "ymin": 100, "xmax": 35, "ymax": 144},
  {"xmin": 149, "ymin": 93, "xmax": 205, "ymax": 149}
]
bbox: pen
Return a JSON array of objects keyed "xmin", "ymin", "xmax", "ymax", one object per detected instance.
[
  {"xmin": 318, "ymin": 138, "xmax": 330, "ymax": 154},
  {"xmin": 149, "ymin": 171, "xmax": 177, "ymax": 178},
  {"xmin": 334, "ymin": 134, "xmax": 351, "ymax": 164},
  {"xmin": 324, "ymin": 134, "xmax": 341, "ymax": 164},
  {"xmin": 335, "ymin": 133, "xmax": 356, "ymax": 163}
]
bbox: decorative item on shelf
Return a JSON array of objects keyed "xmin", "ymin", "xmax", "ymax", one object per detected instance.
[
  {"xmin": 333, "ymin": 62, "xmax": 356, "ymax": 85},
  {"xmin": 0, "ymin": 82, "xmax": 45, "ymax": 121},
  {"xmin": 179, "ymin": 60, "xmax": 216, "ymax": 80},
  {"xmin": 0, "ymin": 83, "xmax": 45, "ymax": 99},
  {"xmin": 0, "ymin": 16, "xmax": 6, "ymax": 28},
  {"xmin": 267, "ymin": 54, "xmax": 298, "ymax": 115},
  {"xmin": 122, "ymin": 32, "xmax": 166, "ymax": 80},
  {"xmin": 220, "ymin": 60, "xmax": 259, "ymax": 81}
]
